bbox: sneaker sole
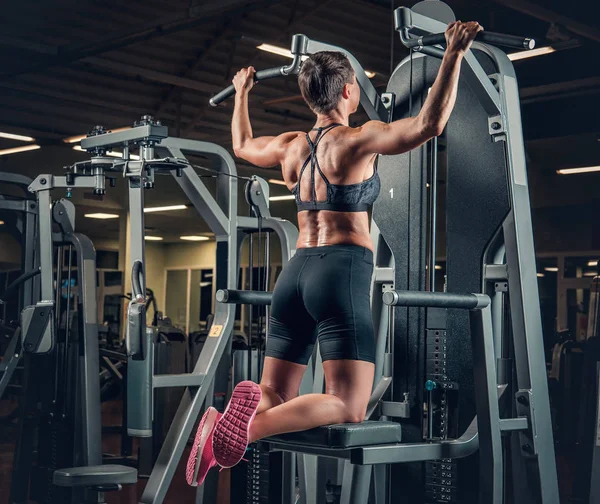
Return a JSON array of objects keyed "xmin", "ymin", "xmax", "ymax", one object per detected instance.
[
  {"xmin": 186, "ymin": 407, "xmax": 220, "ymax": 486},
  {"xmin": 212, "ymin": 381, "xmax": 262, "ymax": 468}
]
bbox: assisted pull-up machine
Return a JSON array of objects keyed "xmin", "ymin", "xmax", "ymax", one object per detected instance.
[{"xmin": 208, "ymin": 2, "xmax": 558, "ymax": 503}]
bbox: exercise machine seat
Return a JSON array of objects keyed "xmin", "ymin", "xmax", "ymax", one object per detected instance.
[
  {"xmin": 266, "ymin": 421, "xmax": 402, "ymax": 448},
  {"xmin": 53, "ymin": 464, "xmax": 137, "ymax": 487}
]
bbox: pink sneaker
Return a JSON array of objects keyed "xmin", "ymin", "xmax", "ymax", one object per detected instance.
[
  {"xmin": 212, "ymin": 381, "xmax": 262, "ymax": 468},
  {"xmin": 186, "ymin": 407, "xmax": 222, "ymax": 486}
]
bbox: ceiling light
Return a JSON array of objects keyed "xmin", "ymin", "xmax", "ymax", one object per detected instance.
[
  {"xmin": 180, "ymin": 235, "xmax": 210, "ymax": 241},
  {"xmin": 508, "ymin": 46, "xmax": 555, "ymax": 61},
  {"xmin": 0, "ymin": 144, "xmax": 41, "ymax": 156},
  {"xmin": 544, "ymin": 267, "xmax": 559, "ymax": 272},
  {"xmin": 556, "ymin": 166, "xmax": 600, "ymax": 175},
  {"xmin": 584, "ymin": 271, "xmax": 598, "ymax": 277},
  {"xmin": 434, "ymin": 265, "xmax": 442, "ymax": 270},
  {"xmin": 64, "ymin": 127, "xmax": 130, "ymax": 144},
  {"xmin": 144, "ymin": 205, "xmax": 187, "ymax": 213},
  {"xmin": 588, "ymin": 260, "xmax": 599, "ymax": 267},
  {"xmin": 257, "ymin": 43, "xmax": 294, "ymax": 58},
  {"xmin": 145, "ymin": 236, "xmax": 164, "ymax": 241},
  {"xmin": 84, "ymin": 213, "xmax": 119, "ymax": 219},
  {"xmin": 268, "ymin": 179, "xmax": 287, "ymax": 186},
  {"xmin": 269, "ymin": 195, "xmax": 295, "ymax": 201},
  {"xmin": 73, "ymin": 145, "xmax": 140, "ymax": 160},
  {"xmin": 0, "ymin": 131, "xmax": 35, "ymax": 142},
  {"xmin": 256, "ymin": 43, "xmax": 376, "ymax": 78},
  {"xmin": 0, "ymin": 220, "xmax": 4, "ymax": 225},
  {"xmin": 537, "ymin": 273, "xmax": 545, "ymax": 278}
]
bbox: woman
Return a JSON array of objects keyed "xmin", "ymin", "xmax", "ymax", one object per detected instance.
[{"xmin": 187, "ymin": 20, "xmax": 482, "ymax": 485}]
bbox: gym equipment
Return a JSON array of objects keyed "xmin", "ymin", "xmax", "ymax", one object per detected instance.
[
  {"xmin": 24, "ymin": 118, "xmax": 299, "ymax": 504},
  {"xmin": 568, "ymin": 276, "xmax": 600, "ymax": 503},
  {"xmin": 0, "ymin": 173, "xmax": 37, "ymax": 402},
  {"xmin": 9, "ymin": 197, "xmax": 136, "ymax": 504},
  {"xmin": 209, "ymin": 3, "xmax": 557, "ymax": 503}
]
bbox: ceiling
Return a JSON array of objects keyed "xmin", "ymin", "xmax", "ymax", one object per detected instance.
[{"xmin": 0, "ymin": 0, "xmax": 599, "ymax": 245}]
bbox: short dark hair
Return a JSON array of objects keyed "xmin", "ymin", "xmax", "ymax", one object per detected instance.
[{"xmin": 298, "ymin": 51, "xmax": 355, "ymax": 114}]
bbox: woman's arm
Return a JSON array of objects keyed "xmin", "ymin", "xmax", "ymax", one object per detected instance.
[
  {"xmin": 354, "ymin": 21, "xmax": 483, "ymax": 157},
  {"xmin": 231, "ymin": 67, "xmax": 294, "ymax": 168}
]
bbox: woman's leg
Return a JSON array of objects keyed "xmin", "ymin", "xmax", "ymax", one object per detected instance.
[
  {"xmin": 248, "ymin": 359, "xmax": 374, "ymax": 443},
  {"xmin": 256, "ymin": 356, "xmax": 307, "ymax": 413}
]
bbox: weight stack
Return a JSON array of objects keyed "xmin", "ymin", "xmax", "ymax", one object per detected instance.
[{"xmin": 425, "ymin": 316, "xmax": 459, "ymax": 503}]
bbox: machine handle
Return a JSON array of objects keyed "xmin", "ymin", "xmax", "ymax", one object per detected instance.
[
  {"xmin": 210, "ymin": 67, "xmax": 287, "ymax": 106},
  {"xmin": 131, "ymin": 260, "xmax": 145, "ymax": 302},
  {"xmin": 216, "ymin": 289, "xmax": 272, "ymax": 306},
  {"xmin": 382, "ymin": 290, "xmax": 489, "ymax": 310},
  {"xmin": 403, "ymin": 30, "xmax": 535, "ymax": 50}
]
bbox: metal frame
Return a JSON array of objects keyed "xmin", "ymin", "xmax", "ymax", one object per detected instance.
[
  {"xmin": 9, "ymin": 195, "xmax": 124, "ymax": 503},
  {"xmin": 0, "ymin": 173, "xmax": 37, "ymax": 400},
  {"xmin": 26, "ymin": 123, "xmax": 299, "ymax": 504},
  {"xmin": 387, "ymin": 6, "xmax": 558, "ymax": 503}
]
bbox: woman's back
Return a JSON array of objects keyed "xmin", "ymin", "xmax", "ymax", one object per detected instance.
[{"xmin": 279, "ymin": 124, "xmax": 378, "ymax": 249}]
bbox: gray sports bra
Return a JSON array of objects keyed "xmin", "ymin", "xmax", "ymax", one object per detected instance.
[{"xmin": 291, "ymin": 123, "xmax": 380, "ymax": 212}]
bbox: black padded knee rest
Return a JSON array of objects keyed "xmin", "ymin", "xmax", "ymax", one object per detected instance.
[
  {"xmin": 266, "ymin": 421, "xmax": 402, "ymax": 448},
  {"xmin": 53, "ymin": 464, "xmax": 137, "ymax": 487}
]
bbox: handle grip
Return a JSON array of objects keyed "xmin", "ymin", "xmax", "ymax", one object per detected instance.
[
  {"xmin": 210, "ymin": 67, "xmax": 285, "ymax": 106},
  {"xmin": 216, "ymin": 289, "xmax": 272, "ymax": 306},
  {"xmin": 131, "ymin": 260, "xmax": 145, "ymax": 302},
  {"xmin": 382, "ymin": 290, "xmax": 490, "ymax": 310},
  {"xmin": 405, "ymin": 31, "xmax": 535, "ymax": 50}
]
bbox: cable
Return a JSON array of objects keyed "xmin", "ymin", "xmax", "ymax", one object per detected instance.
[
  {"xmin": 190, "ymin": 163, "xmax": 254, "ymax": 182},
  {"xmin": 390, "ymin": 0, "xmax": 395, "ymax": 75},
  {"xmin": 405, "ymin": 47, "xmax": 414, "ymax": 390}
]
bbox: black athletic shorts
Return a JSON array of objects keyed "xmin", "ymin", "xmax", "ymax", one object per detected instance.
[{"xmin": 265, "ymin": 244, "xmax": 375, "ymax": 364}]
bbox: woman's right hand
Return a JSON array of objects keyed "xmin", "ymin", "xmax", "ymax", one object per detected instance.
[
  {"xmin": 233, "ymin": 66, "xmax": 257, "ymax": 96},
  {"xmin": 444, "ymin": 21, "xmax": 483, "ymax": 56}
]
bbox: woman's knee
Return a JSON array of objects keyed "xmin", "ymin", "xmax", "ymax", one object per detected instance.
[
  {"xmin": 341, "ymin": 407, "xmax": 366, "ymax": 424},
  {"xmin": 260, "ymin": 382, "xmax": 296, "ymax": 404}
]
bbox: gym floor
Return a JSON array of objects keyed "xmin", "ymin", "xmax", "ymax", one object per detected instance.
[{"xmin": 0, "ymin": 400, "xmax": 230, "ymax": 503}]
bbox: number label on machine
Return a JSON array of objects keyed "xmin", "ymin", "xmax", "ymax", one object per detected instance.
[{"xmin": 209, "ymin": 324, "xmax": 223, "ymax": 338}]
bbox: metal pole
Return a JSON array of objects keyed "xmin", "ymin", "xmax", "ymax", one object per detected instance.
[
  {"xmin": 248, "ymin": 233, "xmax": 253, "ymax": 381},
  {"xmin": 428, "ymin": 137, "xmax": 438, "ymax": 292}
]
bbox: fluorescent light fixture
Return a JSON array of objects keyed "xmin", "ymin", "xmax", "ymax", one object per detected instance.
[
  {"xmin": 434, "ymin": 265, "xmax": 442, "ymax": 270},
  {"xmin": 556, "ymin": 166, "xmax": 600, "ymax": 175},
  {"xmin": 144, "ymin": 205, "xmax": 187, "ymax": 213},
  {"xmin": 588, "ymin": 260, "xmax": 599, "ymax": 267},
  {"xmin": 84, "ymin": 213, "xmax": 119, "ymax": 219},
  {"xmin": 257, "ymin": 43, "xmax": 293, "ymax": 58},
  {"xmin": 257, "ymin": 43, "xmax": 376, "ymax": 78},
  {"xmin": 537, "ymin": 273, "xmax": 545, "ymax": 278},
  {"xmin": 0, "ymin": 144, "xmax": 41, "ymax": 156},
  {"xmin": 508, "ymin": 46, "xmax": 555, "ymax": 61},
  {"xmin": 180, "ymin": 235, "xmax": 210, "ymax": 241},
  {"xmin": 584, "ymin": 271, "xmax": 598, "ymax": 277},
  {"xmin": 544, "ymin": 267, "xmax": 559, "ymax": 272},
  {"xmin": 145, "ymin": 236, "xmax": 164, "ymax": 241},
  {"xmin": 268, "ymin": 179, "xmax": 287, "ymax": 186},
  {"xmin": 269, "ymin": 195, "xmax": 295, "ymax": 201},
  {"xmin": 73, "ymin": 145, "xmax": 140, "ymax": 160},
  {"xmin": 64, "ymin": 127, "xmax": 130, "ymax": 144},
  {"xmin": 0, "ymin": 131, "xmax": 35, "ymax": 142}
]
